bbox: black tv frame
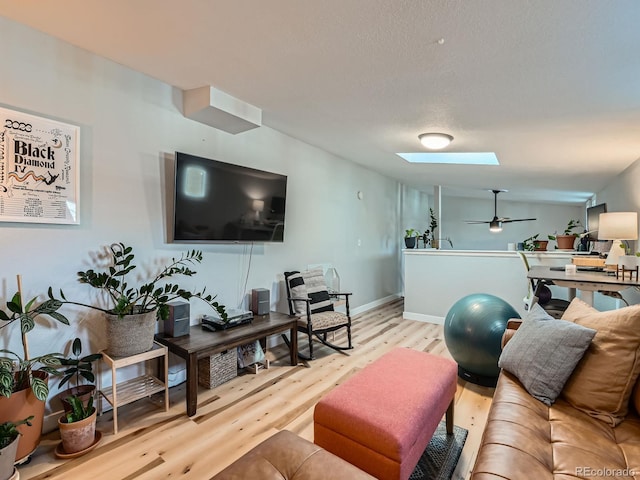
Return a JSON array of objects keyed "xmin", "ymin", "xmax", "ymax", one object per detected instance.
[{"xmin": 172, "ymin": 152, "xmax": 288, "ymax": 244}]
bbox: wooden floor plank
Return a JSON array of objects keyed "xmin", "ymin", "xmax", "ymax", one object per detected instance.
[{"xmin": 20, "ymin": 300, "xmax": 493, "ymax": 479}]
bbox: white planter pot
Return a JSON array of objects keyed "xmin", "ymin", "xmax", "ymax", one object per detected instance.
[
  {"xmin": 0, "ymin": 436, "xmax": 19, "ymax": 480},
  {"xmin": 618, "ymin": 255, "xmax": 639, "ymax": 270}
]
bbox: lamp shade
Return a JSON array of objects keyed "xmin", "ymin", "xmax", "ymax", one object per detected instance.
[
  {"xmin": 598, "ymin": 212, "xmax": 638, "ymax": 240},
  {"xmin": 252, "ymin": 199, "xmax": 265, "ymax": 212}
]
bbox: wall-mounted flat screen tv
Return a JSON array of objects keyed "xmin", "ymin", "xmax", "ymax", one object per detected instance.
[
  {"xmin": 173, "ymin": 152, "xmax": 287, "ymax": 243},
  {"xmin": 586, "ymin": 202, "xmax": 607, "ymax": 241}
]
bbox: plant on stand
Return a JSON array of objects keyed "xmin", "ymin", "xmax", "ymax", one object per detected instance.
[
  {"xmin": 0, "ymin": 416, "xmax": 32, "ymax": 480},
  {"xmin": 57, "ymin": 337, "xmax": 102, "ymax": 413},
  {"xmin": 0, "ymin": 287, "xmax": 70, "ymax": 462},
  {"xmin": 64, "ymin": 243, "xmax": 227, "ymax": 357}
]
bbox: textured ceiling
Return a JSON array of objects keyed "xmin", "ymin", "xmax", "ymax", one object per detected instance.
[{"xmin": 3, "ymin": 0, "xmax": 640, "ymax": 204}]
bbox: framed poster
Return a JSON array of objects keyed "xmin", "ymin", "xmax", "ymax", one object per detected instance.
[{"xmin": 0, "ymin": 107, "xmax": 80, "ymax": 224}]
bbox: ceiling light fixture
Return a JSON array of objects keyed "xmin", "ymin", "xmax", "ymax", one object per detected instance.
[
  {"xmin": 489, "ymin": 219, "xmax": 503, "ymax": 233},
  {"xmin": 418, "ymin": 133, "xmax": 453, "ymax": 150}
]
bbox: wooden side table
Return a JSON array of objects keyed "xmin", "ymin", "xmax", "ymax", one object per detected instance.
[{"xmin": 97, "ymin": 341, "xmax": 169, "ymax": 434}]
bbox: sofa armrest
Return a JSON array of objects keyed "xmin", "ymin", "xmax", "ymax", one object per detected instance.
[
  {"xmin": 212, "ymin": 430, "xmax": 374, "ymax": 479},
  {"xmin": 501, "ymin": 319, "xmax": 523, "ymax": 348}
]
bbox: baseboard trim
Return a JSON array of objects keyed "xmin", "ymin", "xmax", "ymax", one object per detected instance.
[
  {"xmin": 403, "ymin": 311, "xmax": 445, "ymax": 325},
  {"xmin": 351, "ymin": 294, "xmax": 401, "ymax": 316}
]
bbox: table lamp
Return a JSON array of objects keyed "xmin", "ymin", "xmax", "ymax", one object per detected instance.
[
  {"xmin": 598, "ymin": 212, "xmax": 638, "ymax": 267},
  {"xmin": 252, "ymin": 199, "xmax": 265, "ymax": 222}
]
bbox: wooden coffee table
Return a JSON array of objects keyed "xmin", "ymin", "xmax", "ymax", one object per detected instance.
[{"xmin": 155, "ymin": 311, "xmax": 298, "ymax": 416}]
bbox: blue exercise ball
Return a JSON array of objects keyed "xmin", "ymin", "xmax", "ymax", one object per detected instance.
[{"xmin": 444, "ymin": 293, "xmax": 520, "ymax": 384}]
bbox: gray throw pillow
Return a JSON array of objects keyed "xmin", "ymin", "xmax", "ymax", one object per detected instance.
[{"xmin": 498, "ymin": 316, "xmax": 596, "ymax": 406}]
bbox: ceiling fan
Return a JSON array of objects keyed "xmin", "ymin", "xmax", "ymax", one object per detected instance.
[{"xmin": 465, "ymin": 189, "xmax": 536, "ymax": 232}]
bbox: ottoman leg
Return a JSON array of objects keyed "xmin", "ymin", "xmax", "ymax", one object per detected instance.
[{"xmin": 446, "ymin": 399, "xmax": 454, "ymax": 435}]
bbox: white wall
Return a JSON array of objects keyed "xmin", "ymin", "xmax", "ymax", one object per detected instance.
[{"xmin": 0, "ymin": 18, "xmax": 401, "ymax": 417}]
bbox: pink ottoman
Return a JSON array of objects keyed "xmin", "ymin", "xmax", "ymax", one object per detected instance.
[{"xmin": 314, "ymin": 348, "xmax": 457, "ymax": 480}]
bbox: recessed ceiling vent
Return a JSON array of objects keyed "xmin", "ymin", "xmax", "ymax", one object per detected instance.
[{"xmin": 182, "ymin": 86, "xmax": 262, "ymax": 134}]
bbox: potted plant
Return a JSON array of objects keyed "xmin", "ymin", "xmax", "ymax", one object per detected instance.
[
  {"xmin": 549, "ymin": 219, "xmax": 582, "ymax": 250},
  {"xmin": 617, "ymin": 248, "xmax": 640, "ymax": 270},
  {"xmin": 0, "ymin": 416, "xmax": 32, "ymax": 480},
  {"xmin": 404, "ymin": 229, "xmax": 419, "ymax": 249},
  {"xmin": 0, "ymin": 289, "xmax": 69, "ymax": 462},
  {"xmin": 57, "ymin": 338, "xmax": 102, "ymax": 413},
  {"xmin": 427, "ymin": 208, "xmax": 438, "ymax": 248},
  {"xmin": 523, "ymin": 234, "xmax": 548, "ymax": 251},
  {"xmin": 57, "ymin": 395, "xmax": 97, "ymax": 455},
  {"xmin": 67, "ymin": 243, "xmax": 227, "ymax": 357}
]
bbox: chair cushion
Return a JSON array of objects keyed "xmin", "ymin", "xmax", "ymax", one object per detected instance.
[
  {"xmin": 304, "ymin": 311, "xmax": 349, "ymax": 330},
  {"xmin": 498, "ymin": 304, "xmax": 596, "ymax": 406},
  {"xmin": 561, "ymin": 298, "xmax": 640, "ymax": 426},
  {"xmin": 302, "ymin": 268, "xmax": 334, "ymax": 314}
]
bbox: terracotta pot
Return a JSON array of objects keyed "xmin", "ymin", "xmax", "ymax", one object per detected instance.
[
  {"xmin": 104, "ymin": 310, "xmax": 156, "ymax": 357},
  {"xmin": 60, "ymin": 385, "xmax": 96, "ymax": 414},
  {"xmin": 0, "ymin": 436, "xmax": 19, "ymax": 480},
  {"xmin": 555, "ymin": 235, "xmax": 576, "ymax": 250},
  {"xmin": 0, "ymin": 371, "xmax": 47, "ymax": 462},
  {"xmin": 58, "ymin": 409, "xmax": 97, "ymax": 454},
  {"xmin": 533, "ymin": 240, "xmax": 548, "ymax": 251}
]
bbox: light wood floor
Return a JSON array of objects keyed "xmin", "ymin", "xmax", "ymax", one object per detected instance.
[{"xmin": 21, "ymin": 299, "xmax": 495, "ymax": 479}]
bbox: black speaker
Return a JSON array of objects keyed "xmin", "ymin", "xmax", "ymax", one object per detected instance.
[
  {"xmin": 251, "ymin": 288, "xmax": 270, "ymax": 316},
  {"xmin": 165, "ymin": 300, "xmax": 190, "ymax": 337}
]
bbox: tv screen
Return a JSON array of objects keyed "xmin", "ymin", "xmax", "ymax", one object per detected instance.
[
  {"xmin": 586, "ymin": 203, "xmax": 607, "ymax": 241},
  {"xmin": 173, "ymin": 152, "xmax": 287, "ymax": 243}
]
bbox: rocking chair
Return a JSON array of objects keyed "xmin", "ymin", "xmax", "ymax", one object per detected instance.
[{"xmin": 283, "ymin": 269, "xmax": 353, "ymax": 360}]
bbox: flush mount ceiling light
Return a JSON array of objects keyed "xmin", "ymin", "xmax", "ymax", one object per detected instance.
[{"xmin": 418, "ymin": 133, "xmax": 453, "ymax": 150}]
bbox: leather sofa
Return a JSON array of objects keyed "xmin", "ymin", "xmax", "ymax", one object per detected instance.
[
  {"xmin": 212, "ymin": 430, "xmax": 374, "ymax": 479},
  {"xmin": 472, "ymin": 317, "xmax": 640, "ymax": 479}
]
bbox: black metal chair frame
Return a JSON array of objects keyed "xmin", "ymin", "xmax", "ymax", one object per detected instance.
[{"xmin": 283, "ymin": 278, "xmax": 353, "ymax": 360}]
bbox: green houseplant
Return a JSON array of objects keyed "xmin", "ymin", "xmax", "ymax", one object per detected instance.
[
  {"xmin": 428, "ymin": 208, "xmax": 438, "ymax": 247},
  {"xmin": 404, "ymin": 229, "xmax": 419, "ymax": 249},
  {"xmin": 548, "ymin": 219, "xmax": 582, "ymax": 250},
  {"xmin": 57, "ymin": 395, "xmax": 97, "ymax": 455},
  {"xmin": 522, "ymin": 234, "xmax": 548, "ymax": 251},
  {"xmin": 68, "ymin": 243, "xmax": 227, "ymax": 356},
  {"xmin": 58, "ymin": 338, "xmax": 102, "ymax": 413},
  {"xmin": 0, "ymin": 416, "xmax": 32, "ymax": 479},
  {"xmin": 0, "ymin": 289, "xmax": 70, "ymax": 461}
]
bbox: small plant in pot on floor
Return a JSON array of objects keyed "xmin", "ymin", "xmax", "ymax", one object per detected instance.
[
  {"xmin": 0, "ymin": 288, "xmax": 70, "ymax": 461},
  {"xmin": 0, "ymin": 416, "xmax": 32, "ymax": 480},
  {"xmin": 57, "ymin": 337, "xmax": 102, "ymax": 413},
  {"xmin": 58, "ymin": 395, "xmax": 97, "ymax": 455}
]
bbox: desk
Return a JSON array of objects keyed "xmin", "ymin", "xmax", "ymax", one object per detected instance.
[
  {"xmin": 155, "ymin": 311, "xmax": 297, "ymax": 416},
  {"xmin": 527, "ymin": 266, "xmax": 640, "ymax": 305}
]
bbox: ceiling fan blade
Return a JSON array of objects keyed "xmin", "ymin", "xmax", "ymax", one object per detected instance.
[
  {"xmin": 502, "ymin": 218, "xmax": 537, "ymax": 223},
  {"xmin": 464, "ymin": 190, "xmax": 533, "ymax": 227}
]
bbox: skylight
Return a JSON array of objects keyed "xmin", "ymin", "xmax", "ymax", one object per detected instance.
[{"xmin": 397, "ymin": 152, "xmax": 499, "ymax": 165}]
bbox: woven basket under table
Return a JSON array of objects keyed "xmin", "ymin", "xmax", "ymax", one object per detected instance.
[{"xmin": 198, "ymin": 349, "xmax": 238, "ymax": 389}]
